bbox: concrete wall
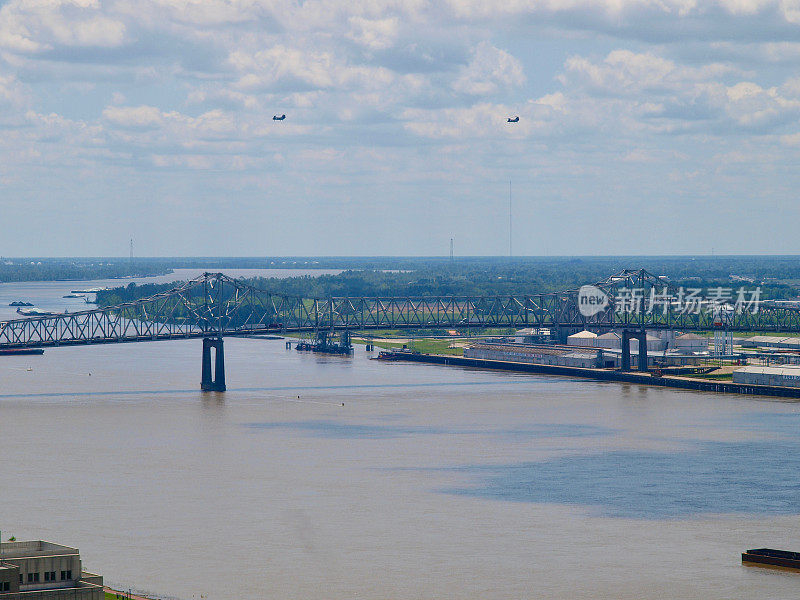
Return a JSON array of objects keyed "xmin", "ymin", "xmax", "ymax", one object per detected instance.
[
  {"xmin": 0, "ymin": 565, "xmax": 20, "ymax": 594},
  {"xmin": 12, "ymin": 555, "xmax": 81, "ymax": 591}
]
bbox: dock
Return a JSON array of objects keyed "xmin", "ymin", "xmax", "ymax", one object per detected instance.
[{"xmin": 376, "ymin": 351, "xmax": 800, "ymax": 399}]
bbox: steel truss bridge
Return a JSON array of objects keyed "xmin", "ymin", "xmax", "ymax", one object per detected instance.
[{"xmin": 2, "ymin": 270, "xmax": 800, "ymax": 390}]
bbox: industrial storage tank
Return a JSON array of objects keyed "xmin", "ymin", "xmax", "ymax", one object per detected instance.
[
  {"xmin": 595, "ymin": 331, "xmax": 621, "ymax": 349},
  {"xmin": 567, "ymin": 330, "xmax": 598, "ymax": 347},
  {"xmin": 673, "ymin": 333, "xmax": 708, "ymax": 351}
]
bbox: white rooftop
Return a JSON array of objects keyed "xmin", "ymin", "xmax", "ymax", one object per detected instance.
[
  {"xmin": 568, "ymin": 330, "xmax": 597, "ymax": 338},
  {"xmin": 735, "ymin": 365, "xmax": 800, "ymax": 376}
]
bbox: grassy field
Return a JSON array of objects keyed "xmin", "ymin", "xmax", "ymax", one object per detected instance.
[
  {"xmin": 689, "ymin": 372, "xmax": 734, "ymax": 381},
  {"xmin": 352, "ymin": 336, "xmax": 465, "ymax": 356}
]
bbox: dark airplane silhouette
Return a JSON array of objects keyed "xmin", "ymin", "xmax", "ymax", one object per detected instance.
[
  {"xmin": 507, "ymin": 116, "xmax": 519, "ymax": 123},
  {"xmin": 273, "ymin": 114, "xmax": 286, "ymax": 121}
]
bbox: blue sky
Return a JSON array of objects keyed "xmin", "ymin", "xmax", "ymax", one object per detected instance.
[{"xmin": 1, "ymin": 0, "xmax": 800, "ymax": 256}]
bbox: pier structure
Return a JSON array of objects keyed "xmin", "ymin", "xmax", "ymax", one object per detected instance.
[
  {"xmin": 200, "ymin": 336, "xmax": 226, "ymax": 391},
  {"xmin": 620, "ymin": 329, "xmax": 648, "ymax": 372}
]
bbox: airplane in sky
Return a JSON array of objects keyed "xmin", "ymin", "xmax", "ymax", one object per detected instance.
[
  {"xmin": 507, "ymin": 116, "xmax": 519, "ymax": 123},
  {"xmin": 273, "ymin": 114, "xmax": 286, "ymax": 121}
]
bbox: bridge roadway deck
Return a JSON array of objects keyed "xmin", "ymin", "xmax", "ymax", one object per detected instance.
[{"xmin": 0, "ymin": 322, "xmax": 519, "ymax": 350}]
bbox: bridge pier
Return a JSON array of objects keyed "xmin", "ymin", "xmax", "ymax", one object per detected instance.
[
  {"xmin": 620, "ymin": 329, "xmax": 648, "ymax": 372},
  {"xmin": 201, "ymin": 337, "xmax": 226, "ymax": 392},
  {"xmin": 621, "ymin": 330, "xmax": 631, "ymax": 371}
]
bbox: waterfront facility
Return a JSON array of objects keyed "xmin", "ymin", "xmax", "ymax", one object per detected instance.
[
  {"xmin": 733, "ymin": 365, "xmax": 800, "ymax": 388},
  {"xmin": 0, "ymin": 541, "xmax": 103, "ymax": 600}
]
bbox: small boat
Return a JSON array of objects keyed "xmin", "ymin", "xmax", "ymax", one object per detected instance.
[
  {"xmin": 70, "ymin": 287, "xmax": 109, "ymax": 293},
  {"xmin": 0, "ymin": 348, "xmax": 44, "ymax": 356},
  {"xmin": 742, "ymin": 548, "xmax": 800, "ymax": 570},
  {"xmin": 62, "ymin": 293, "xmax": 85, "ymax": 298}
]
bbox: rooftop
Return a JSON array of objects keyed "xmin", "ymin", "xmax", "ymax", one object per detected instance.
[
  {"xmin": 735, "ymin": 365, "xmax": 800, "ymax": 376},
  {"xmin": 568, "ymin": 330, "xmax": 597, "ymax": 338},
  {"xmin": 596, "ymin": 331, "xmax": 621, "ymax": 339},
  {"xmin": 0, "ymin": 541, "xmax": 79, "ymax": 560}
]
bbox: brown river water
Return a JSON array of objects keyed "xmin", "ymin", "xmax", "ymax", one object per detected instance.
[{"xmin": 1, "ymin": 275, "xmax": 800, "ymax": 599}]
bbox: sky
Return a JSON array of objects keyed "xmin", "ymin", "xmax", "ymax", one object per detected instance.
[{"xmin": 1, "ymin": 0, "xmax": 800, "ymax": 257}]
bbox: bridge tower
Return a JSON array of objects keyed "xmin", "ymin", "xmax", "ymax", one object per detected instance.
[
  {"xmin": 201, "ymin": 336, "xmax": 226, "ymax": 391},
  {"xmin": 620, "ymin": 329, "xmax": 648, "ymax": 372}
]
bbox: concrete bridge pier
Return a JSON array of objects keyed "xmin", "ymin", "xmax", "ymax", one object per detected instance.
[
  {"xmin": 621, "ymin": 330, "xmax": 631, "ymax": 371},
  {"xmin": 201, "ymin": 337, "xmax": 226, "ymax": 391},
  {"xmin": 620, "ymin": 329, "xmax": 648, "ymax": 372}
]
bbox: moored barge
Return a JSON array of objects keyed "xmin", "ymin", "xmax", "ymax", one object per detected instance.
[
  {"xmin": 742, "ymin": 548, "xmax": 800, "ymax": 570},
  {"xmin": 0, "ymin": 348, "xmax": 44, "ymax": 356}
]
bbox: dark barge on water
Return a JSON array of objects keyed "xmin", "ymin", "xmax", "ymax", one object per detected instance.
[
  {"xmin": 742, "ymin": 548, "xmax": 800, "ymax": 570},
  {"xmin": 0, "ymin": 348, "xmax": 44, "ymax": 356}
]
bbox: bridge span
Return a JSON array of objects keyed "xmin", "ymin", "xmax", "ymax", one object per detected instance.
[{"xmin": 1, "ymin": 270, "xmax": 799, "ymax": 390}]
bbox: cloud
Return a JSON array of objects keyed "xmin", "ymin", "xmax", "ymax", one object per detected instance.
[
  {"xmin": 3, "ymin": 0, "xmax": 800, "ymax": 254},
  {"xmin": 452, "ymin": 42, "xmax": 525, "ymax": 96},
  {"xmin": 0, "ymin": 1, "xmax": 127, "ymax": 53},
  {"xmin": 0, "ymin": 73, "xmax": 26, "ymax": 107},
  {"xmin": 560, "ymin": 50, "xmax": 739, "ymax": 95},
  {"xmin": 346, "ymin": 16, "xmax": 400, "ymax": 50},
  {"xmin": 102, "ymin": 105, "xmax": 164, "ymax": 129}
]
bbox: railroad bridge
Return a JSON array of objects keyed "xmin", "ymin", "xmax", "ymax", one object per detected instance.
[{"xmin": 1, "ymin": 270, "xmax": 798, "ymax": 390}]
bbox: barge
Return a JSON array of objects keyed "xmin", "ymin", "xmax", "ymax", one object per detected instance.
[
  {"xmin": 0, "ymin": 348, "xmax": 44, "ymax": 356},
  {"xmin": 742, "ymin": 548, "xmax": 800, "ymax": 570}
]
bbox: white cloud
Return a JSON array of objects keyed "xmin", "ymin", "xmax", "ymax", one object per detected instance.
[
  {"xmin": 560, "ymin": 50, "xmax": 737, "ymax": 95},
  {"xmin": 0, "ymin": 1, "xmax": 126, "ymax": 53},
  {"xmin": 3, "ymin": 0, "xmax": 800, "ymax": 253},
  {"xmin": 347, "ymin": 16, "xmax": 400, "ymax": 50},
  {"xmin": 102, "ymin": 105, "xmax": 164, "ymax": 129},
  {"xmin": 453, "ymin": 42, "xmax": 525, "ymax": 96}
]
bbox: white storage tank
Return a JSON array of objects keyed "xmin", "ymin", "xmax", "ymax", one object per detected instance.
[
  {"xmin": 673, "ymin": 333, "xmax": 708, "ymax": 351},
  {"xmin": 567, "ymin": 330, "xmax": 598, "ymax": 347},
  {"xmin": 595, "ymin": 331, "xmax": 621, "ymax": 349},
  {"xmin": 629, "ymin": 334, "xmax": 666, "ymax": 352}
]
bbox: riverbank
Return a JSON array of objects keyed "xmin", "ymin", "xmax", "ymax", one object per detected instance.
[
  {"xmin": 377, "ymin": 351, "xmax": 800, "ymax": 399},
  {"xmin": 104, "ymin": 587, "xmax": 159, "ymax": 600}
]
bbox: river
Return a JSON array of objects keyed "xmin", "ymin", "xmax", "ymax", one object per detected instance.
[{"xmin": 1, "ymin": 272, "xmax": 800, "ymax": 599}]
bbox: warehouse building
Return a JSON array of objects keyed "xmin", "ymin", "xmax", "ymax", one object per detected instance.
[
  {"xmin": 732, "ymin": 365, "xmax": 800, "ymax": 388},
  {"xmin": 0, "ymin": 541, "xmax": 103, "ymax": 600},
  {"xmin": 465, "ymin": 343, "xmax": 603, "ymax": 368},
  {"xmin": 740, "ymin": 336, "xmax": 800, "ymax": 350},
  {"xmin": 512, "ymin": 328, "xmax": 551, "ymax": 344}
]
